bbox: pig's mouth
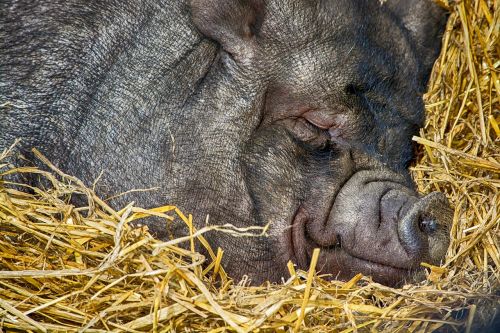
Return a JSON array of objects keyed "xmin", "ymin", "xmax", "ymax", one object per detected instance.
[{"xmin": 288, "ymin": 170, "xmax": 452, "ymax": 287}]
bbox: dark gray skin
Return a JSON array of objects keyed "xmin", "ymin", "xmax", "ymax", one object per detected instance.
[{"xmin": 1, "ymin": 0, "xmax": 452, "ymax": 286}]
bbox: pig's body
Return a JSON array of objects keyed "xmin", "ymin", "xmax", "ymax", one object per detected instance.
[{"xmin": 0, "ymin": 0, "xmax": 451, "ymax": 286}]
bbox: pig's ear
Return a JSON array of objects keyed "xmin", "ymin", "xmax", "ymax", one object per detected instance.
[
  {"xmin": 386, "ymin": 0, "xmax": 448, "ymax": 82},
  {"xmin": 191, "ymin": 0, "xmax": 264, "ymax": 61}
]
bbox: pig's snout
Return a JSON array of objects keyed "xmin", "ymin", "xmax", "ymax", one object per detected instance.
[
  {"xmin": 296, "ymin": 170, "xmax": 453, "ymax": 286},
  {"xmin": 398, "ymin": 192, "xmax": 452, "ymax": 264}
]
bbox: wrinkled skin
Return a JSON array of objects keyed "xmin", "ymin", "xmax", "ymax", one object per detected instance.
[{"xmin": 0, "ymin": 0, "xmax": 452, "ymax": 286}]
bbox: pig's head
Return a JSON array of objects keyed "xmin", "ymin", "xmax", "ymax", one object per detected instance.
[{"xmin": 183, "ymin": 0, "xmax": 452, "ymax": 286}]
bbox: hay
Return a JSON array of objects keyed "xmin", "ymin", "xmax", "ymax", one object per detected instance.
[{"xmin": 0, "ymin": 0, "xmax": 498, "ymax": 331}]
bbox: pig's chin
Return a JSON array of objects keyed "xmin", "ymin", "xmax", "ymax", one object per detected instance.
[{"xmin": 289, "ymin": 205, "xmax": 418, "ymax": 287}]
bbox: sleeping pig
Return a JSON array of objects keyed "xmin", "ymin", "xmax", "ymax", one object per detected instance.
[{"xmin": 0, "ymin": 0, "xmax": 451, "ymax": 286}]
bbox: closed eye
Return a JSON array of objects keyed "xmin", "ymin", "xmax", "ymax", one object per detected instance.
[{"xmin": 286, "ymin": 117, "xmax": 332, "ymax": 150}]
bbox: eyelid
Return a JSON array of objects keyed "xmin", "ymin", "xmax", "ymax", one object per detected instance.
[
  {"xmin": 287, "ymin": 117, "xmax": 331, "ymax": 148},
  {"xmin": 303, "ymin": 111, "xmax": 348, "ymax": 133},
  {"xmin": 303, "ymin": 110, "xmax": 336, "ymax": 130}
]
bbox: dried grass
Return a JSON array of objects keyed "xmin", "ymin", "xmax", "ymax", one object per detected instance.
[{"xmin": 0, "ymin": 0, "xmax": 499, "ymax": 332}]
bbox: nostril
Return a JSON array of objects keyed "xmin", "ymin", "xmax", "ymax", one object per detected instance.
[{"xmin": 418, "ymin": 217, "xmax": 438, "ymax": 235}]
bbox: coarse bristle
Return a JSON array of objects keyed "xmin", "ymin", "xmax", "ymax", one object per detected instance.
[{"xmin": 0, "ymin": 0, "xmax": 498, "ymax": 332}]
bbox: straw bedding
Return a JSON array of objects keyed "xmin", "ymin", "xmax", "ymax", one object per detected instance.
[{"xmin": 0, "ymin": 0, "xmax": 498, "ymax": 332}]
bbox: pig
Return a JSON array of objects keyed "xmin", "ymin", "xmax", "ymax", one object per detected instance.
[{"xmin": 0, "ymin": 0, "xmax": 452, "ymax": 286}]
